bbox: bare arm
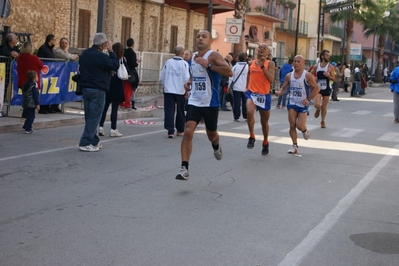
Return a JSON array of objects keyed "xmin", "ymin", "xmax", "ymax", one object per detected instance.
[
  {"xmin": 263, "ymin": 60, "xmax": 275, "ymax": 84},
  {"xmin": 306, "ymin": 72, "xmax": 320, "ymax": 99},
  {"xmin": 194, "ymin": 51, "xmax": 233, "ymax": 77},
  {"xmin": 275, "ymin": 73, "xmax": 291, "ymax": 96}
]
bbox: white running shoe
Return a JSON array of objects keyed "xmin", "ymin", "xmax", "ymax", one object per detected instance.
[
  {"xmin": 98, "ymin": 127, "xmax": 105, "ymax": 136},
  {"xmin": 214, "ymin": 147, "xmax": 223, "ymax": 160},
  {"xmin": 79, "ymin": 144, "xmax": 100, "ymax": 152},
  {"xmin": 175, "ymin": 166, "xmax": 189, "ymax": 180},
  {"xmin": 110, "ymin": 129, "xmax": 123, "ymax": 137},
  {"xmin": 288, "ymin": 145, "xmax": 298, "ymax": 154},
  {"xmin": 302, "ymin": 130, "xmax": 311, "ymax": 140}
]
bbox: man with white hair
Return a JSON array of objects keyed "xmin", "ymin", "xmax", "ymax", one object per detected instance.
[{"xmin": 78, "ymin": 33, "xmax": 119, "ymax": 152}]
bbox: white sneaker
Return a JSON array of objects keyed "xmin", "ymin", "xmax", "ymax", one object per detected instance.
[
  {"xmin": 214, "ymin": 146, "xmax": 223, "ymax": 160},
  {"xmin": 95, "ymin": 143, "xmax": 103, "ymax": 149},
  {"xmin": 98, "ymin": 127, "xmax": 105, "ymax": 136},
  {"xmin": 288, "ymin": 145, "xmax": 298, "ymax": 154},
  {"xmin": 79, "ymin": 144, "xmax": 99, "ymax": 152},
  {"xmin": 302, "ymin": 130, "xmax": 311, "ymax": 140},
  {"xmin": 110, "ymin": 129, "xmax": 122, "ymax": 137}
]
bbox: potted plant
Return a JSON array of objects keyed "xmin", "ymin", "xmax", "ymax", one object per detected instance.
[
  {"xmin": 254, "ymin": 6, "xmax": 263, "ymax": 12},
  {"xmin": 287, "ymin": 0, "xmax": 296, "ymax": 10}
]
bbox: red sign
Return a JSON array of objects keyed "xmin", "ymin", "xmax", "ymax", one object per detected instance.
[{"xmin": 383, "ymin": 54, "xmax": 389, "ymax": 60}]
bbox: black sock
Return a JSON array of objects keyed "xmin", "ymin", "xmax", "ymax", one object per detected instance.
[
  {"xmin": 301, "ymin": 129, "xmax": 307, "ymax": 133},
  {"xmin": 182, "ymin": 161, "xmax": 189, "ymax": 170},
  {"xmin": 293, "ymin": 143, "xmax": 298, "ymax": 146},
  {"xmin": 212, "ymin": 143, "xmax": 219, "ymax": 151}
]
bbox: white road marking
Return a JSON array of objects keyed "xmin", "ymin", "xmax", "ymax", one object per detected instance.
[
  {"xmin": 277, "ymin": 144, "xmax": 399, "ymax": 266},
  {"xmin": 0, "ymin": 130, "xmax": 165, "ymax": 162},
  {"xmin": 351, "ymin": 110, "xmax": 373, "ymax": 115},
  {"xmin": 378, "ymin": 132, "xmax": 399, "ymax": 142},
  {"xmin": 331, "ymin": 128, "xmax": 365, "ymax": 138}
]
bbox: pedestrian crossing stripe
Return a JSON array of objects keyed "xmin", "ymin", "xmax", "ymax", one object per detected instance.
[
  {"xmin": 378, "ymin": 132, "xmax": 399, "ymax": 142},
  {"xmin": 331, "ymin": 128, "xmax": 365, "ymax": 138},
  {"xmin": 351, "ymin": 110, "xmax": 373, "ymax": 115}
]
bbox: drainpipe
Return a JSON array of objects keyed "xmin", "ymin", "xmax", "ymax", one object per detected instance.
[{"xmin": 97, "ymin": 0, "xmax": 106, "ymax": 32}]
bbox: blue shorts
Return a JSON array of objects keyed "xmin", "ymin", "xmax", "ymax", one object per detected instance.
[
  {"xmin": 287, "ymin": 104, "xmax": 308, "ymax": 113},
  {"xmin": 245, "ymin": 91, "xmax": 272, "ymax": 111}
]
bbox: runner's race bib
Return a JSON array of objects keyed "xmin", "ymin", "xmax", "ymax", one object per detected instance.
[
  {"xmin": 250, "ymin": 93, "xmax": 266, "ymax": 108},
  {"xmin": 192, "ymin": 77, "xmax": 207, "ymax": 93},
  {"xmin": 318, "ymin": 79, "xmax": 327, "ymax": 90}
]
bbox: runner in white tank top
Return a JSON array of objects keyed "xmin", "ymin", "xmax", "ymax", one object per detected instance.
[{"xmin": 276, "ymin": 55, "xmax": 320, "ymax": 154}]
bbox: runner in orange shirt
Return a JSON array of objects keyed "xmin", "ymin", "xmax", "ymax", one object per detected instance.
[{"xmin": 245, "ymin": 44, "xmax": 275, "ymax": 155}]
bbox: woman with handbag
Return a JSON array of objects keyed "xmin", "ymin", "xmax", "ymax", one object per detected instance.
[
  {"xmin": 98, "ymin": 42, "xmax": 126, "ymax": 137},
  {"xmin": 122, "ymin": 38, "xmax": 140, "ymax": 110}
]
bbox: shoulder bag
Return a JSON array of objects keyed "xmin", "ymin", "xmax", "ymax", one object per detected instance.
[
  {"xmin": 229, "ymin": 64, "xmax": 247, "ymax": 90},
  {"xmin": 117, "ymin": 58, "xmax": 129, "ymax": 80}
]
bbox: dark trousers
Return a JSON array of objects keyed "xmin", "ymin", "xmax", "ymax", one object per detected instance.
[
  {"xmin": 164, "ymin": 93, "xmax": 186, "ymax": 134},
  {"xmin": 232, "ymin": 90, "xmax": 247, "ymax": 120},
  {"xmin": 23, "ymin": 108, "xmax": 35, "ymax": 131},
  {"xmin": 100, "ymin": 100, "xmax": 119, "ymax": 130},
  {"xmin": 331, "ymin": 82, "xmax": 339, "ymax": 100}
]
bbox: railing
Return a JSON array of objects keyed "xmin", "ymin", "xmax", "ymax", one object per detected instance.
[
  {"xmin": 247, "ymin": 0, "xmax": 290, "ymax": 21},
  {"xmin": 138, "ymin": 51, "xmax": 173, "ymax": 82},
  {"xmin": 277, "ymin": 17, "xmax": 308, "ymax": 35},
  {"xmin": 323, "ymin": 24, "xmax": 343, "ymax": 38}
]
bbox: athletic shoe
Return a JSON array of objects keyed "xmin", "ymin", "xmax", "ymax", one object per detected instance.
[
  {"xmin": 247, "ymin": 137, "xmax": 255, "ymax": 149},
  {"xmin": 95, "ymin": 143, "xmax": 103, "ymax": 149},
  {"xmin": 168, "ymin": 134, "xmax": 174, "ymax": 138},
  {"xmin": 214, "ymin": 147, "xmax": 223, "ymax": 160},
  {"xmin": 25, "ymin": 130, "xmax": 34, "ymax": 134},
  {"xmin": 176, "ymin": 132, "xmax": 184, "ymax": 136},
  {"xmin": 321, "ymin": 121, "xmax": 326, "ymax": 128},
  {"xmin": 175, "ymin": 166, "xmax": 189, "ymax": 180},
  {"xmin": 234, "ymin": 119, "xmax": 240, "ymax": 122},
  {"xmin": 302, "ymin": 130, "xmax": 311, "ymax": 140},
  {"xmin": 98, "ymin": 127, "xmax": 105, "ymax": 136},
  {"xmin": 395, "ymin": 118, "xmax": 399, "ymax": 123},
  {"xmin": 314, "ymin": 109, "xmax": 320, "ymax": 118},
  {"xmin": 110, "ymin": 129, "xmax": 123, "ymax": 137},
  {"xmin": 261, "ymin": 144, "xmax": 269, "ymax": 155},
  {"xmin": 288, "ymin": 145, "xmax": 298, "ymax": 154},
  {"xmin": 79, "ymin": 144, "xmax": 99, "ymax": 152}
]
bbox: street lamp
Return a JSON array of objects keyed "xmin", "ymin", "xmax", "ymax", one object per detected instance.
[{"xmin": 370, "ymin": 10, "xmax": 390, "ymax": 79}]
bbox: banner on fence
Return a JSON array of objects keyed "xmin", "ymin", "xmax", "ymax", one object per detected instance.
[
  {"xmin": 0, "ymin": 63, "xmax": 5, "ymax": 112},
  {"xmin": 10, "ymin": 61, "xmax": 81, "ymax": 105}
]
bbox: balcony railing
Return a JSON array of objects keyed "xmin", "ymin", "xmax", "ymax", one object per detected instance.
[
  {"xmin": 323, "ymin": 25, "xmax": 343, "ymax": 38},
  {"xmin": 247, "ymin": 0, "xmax": 291, "ymax": 21},
  {"xmin": 277, "ymin": 17, "xmax": 308, "ymax": 35}
]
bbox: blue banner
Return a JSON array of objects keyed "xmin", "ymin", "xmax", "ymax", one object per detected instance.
[{"xmin": 10, "ymin": 61, "xmax": 81, "ymax": 105}]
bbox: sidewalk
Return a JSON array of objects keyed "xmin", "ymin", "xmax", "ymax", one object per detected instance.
[{"xmin": 0, "ymin": 95, "xmax": 164, "ymax": 134}]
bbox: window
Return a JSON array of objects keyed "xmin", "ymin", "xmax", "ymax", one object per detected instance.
[
  {"xmin": 78, "ymin": 9, "xmax": 91, "ymax": 48},
  {"xmin": 121, "ymin": 17, "xmax": 132, "ymax": 44},
  {"xmin": 170, "ymin": 26, "xmax": 178, "ymax": 53}
]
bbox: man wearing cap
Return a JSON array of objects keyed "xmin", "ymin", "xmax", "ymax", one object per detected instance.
[{"xmin": 78, "ymin": 33, "xmax": 119, "ymax": 152}]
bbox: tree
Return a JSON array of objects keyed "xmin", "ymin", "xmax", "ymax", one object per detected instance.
[
  {"xmin": 330, "ymin": 0, "xmax": 399, "ymax": 82},
  {"xmin": 356, "ymin": 0, "xmax": 399, "ymax": 82}
]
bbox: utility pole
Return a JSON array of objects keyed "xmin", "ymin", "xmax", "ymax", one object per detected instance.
[
  {"xmin": 207, "ymin": 0, "xmax": 213, "ymax": 32},
  {"xmin": 294, "ymin": 0, "xmax": 301, "ymax": 56}
]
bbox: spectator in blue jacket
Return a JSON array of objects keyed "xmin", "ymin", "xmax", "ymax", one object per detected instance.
[
  {"xmin": 389, "ymin": 63, "xmax": 399, "ymax": 123},
  {"xmin": 78, "ymin": 33, "xmax": 119, "ymax": 152},
  {"xmin": 276, "ymin": 58, "xmax": 293, "ymax": 109}
]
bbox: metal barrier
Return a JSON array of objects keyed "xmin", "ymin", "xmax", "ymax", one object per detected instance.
[{"xmin": 137, "ymin": 51, "xmax": 174, "ymax": 82}]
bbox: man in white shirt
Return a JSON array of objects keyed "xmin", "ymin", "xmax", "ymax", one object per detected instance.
[
  {"xmin": 160, "ymin": 45, "xmax": 190, "ymax": 138},
  {"xmin": 228, "ymin": 52, "xmax": 248, "ymax": 122}
]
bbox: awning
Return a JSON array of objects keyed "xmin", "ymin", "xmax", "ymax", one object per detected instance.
[{"xmin": 164, "ymin": 0, "xmax": 235, "ymax": 15}]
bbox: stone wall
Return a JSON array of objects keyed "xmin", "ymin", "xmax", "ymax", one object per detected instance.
[{"xmin": 2, "ymin": 0, "xmax": 206, "ymax": 97}]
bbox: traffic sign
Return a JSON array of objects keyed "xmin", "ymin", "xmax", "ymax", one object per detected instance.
[
  {"xmin": 226, "ymin": 36, "xmax": 240, "ymax": 44},
  {"xmin": 225, "ymin": 18, "xmax": 243, "ymax": 37}
]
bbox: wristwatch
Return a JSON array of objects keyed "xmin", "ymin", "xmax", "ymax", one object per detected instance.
[{"xmin": 207, "ymin": 63, "xmax": 212, "ymax": 69}]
